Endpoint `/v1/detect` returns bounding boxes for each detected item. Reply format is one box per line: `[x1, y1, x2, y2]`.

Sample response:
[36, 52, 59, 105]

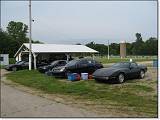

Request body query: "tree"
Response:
[135, 33, 143, 42]
[144, 37, 158, 55]
[75, 43, 81, 45]
[0, 29, 10, 54]
[0, 21, 42, 57]
[32, 40, 43, 44]
[7, 21, 29, 46]
[126, 43, 133, 55]
[110, 43, 119, 55]
[132, 33, 145, 55]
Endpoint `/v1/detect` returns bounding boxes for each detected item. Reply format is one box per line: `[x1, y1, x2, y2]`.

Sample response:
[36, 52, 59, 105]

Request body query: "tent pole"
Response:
[19, 52, 22, 61]
[33, 53, 37, 70]
[92, 53, 95, 60]
[29, 0, 32, 70]
[66, 54, 69, 63]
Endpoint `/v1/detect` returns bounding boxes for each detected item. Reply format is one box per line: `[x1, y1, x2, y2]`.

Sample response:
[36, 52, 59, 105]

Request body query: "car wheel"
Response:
[139, 70, 145, 79]
[12, 67, 17, 71]
[117, 73, 125, 83]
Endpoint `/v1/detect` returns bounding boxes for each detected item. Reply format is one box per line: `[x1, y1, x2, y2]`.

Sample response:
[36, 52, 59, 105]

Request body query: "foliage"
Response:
[7, 21, 29, 46]
[6, 70, 157, 117]
[0, 21, 42, 57]
[9, 58, 16, 64]
[0, 21, 157, 57]
[86, 33, 158, 56]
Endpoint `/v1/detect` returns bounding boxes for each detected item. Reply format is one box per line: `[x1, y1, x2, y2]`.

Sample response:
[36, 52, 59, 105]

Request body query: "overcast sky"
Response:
[1, 1, 157, 45]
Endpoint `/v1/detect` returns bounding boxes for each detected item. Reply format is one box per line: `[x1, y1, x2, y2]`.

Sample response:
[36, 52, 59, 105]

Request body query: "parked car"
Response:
[92, 62, 147, 83]
[5, 61, 48, 71]
[46, 58, 103, 77]
[38, 60, 67, 73]
[5, 61, 29, 71]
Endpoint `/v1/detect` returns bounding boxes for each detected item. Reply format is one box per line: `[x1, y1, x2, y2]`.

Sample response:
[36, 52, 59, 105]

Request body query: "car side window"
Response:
[59, 61, 66, 65]
[130, 63, 137, 68]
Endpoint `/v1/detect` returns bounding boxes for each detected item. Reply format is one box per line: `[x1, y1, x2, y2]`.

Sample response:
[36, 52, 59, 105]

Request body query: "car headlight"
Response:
[60, 68, 65, 72]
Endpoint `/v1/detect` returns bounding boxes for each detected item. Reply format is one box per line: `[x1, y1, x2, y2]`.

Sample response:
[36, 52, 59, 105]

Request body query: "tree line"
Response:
[0, 21, 158, 58]
[86, 33, 158, 56]
[0, 21, 42, 57]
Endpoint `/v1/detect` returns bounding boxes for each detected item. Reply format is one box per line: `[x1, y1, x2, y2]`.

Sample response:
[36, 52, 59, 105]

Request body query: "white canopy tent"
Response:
[14, 43, 98, 70]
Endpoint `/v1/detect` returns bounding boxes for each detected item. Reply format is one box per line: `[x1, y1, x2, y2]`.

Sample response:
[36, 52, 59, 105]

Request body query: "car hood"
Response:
[93, 67, 119, 77]
[6, 64, 16, 68]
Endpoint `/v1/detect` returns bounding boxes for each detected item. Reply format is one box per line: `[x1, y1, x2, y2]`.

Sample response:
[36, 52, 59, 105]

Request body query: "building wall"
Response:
[120, 43, 126, 58]
[0, 54, 9, 65]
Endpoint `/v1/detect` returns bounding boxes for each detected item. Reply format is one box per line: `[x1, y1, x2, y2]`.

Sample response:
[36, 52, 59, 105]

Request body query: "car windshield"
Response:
[66, 60, 79, 67]
[112, 62, 129, 68]
[51, 61, 58, 65]
[16, 61, 25, 65]
[15, 61, 22, 64]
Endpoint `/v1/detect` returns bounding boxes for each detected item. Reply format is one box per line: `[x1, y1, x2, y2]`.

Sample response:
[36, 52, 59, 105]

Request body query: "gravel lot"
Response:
[0, 63, 158, 117]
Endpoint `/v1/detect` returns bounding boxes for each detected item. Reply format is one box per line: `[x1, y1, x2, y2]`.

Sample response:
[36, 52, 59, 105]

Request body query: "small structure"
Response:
[120, 41, 126, 58]
[14, 43, 98, 69]
[0, 54, 9, 65]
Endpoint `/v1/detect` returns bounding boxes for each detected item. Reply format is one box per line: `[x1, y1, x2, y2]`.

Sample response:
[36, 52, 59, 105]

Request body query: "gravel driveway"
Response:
[0, 69, 99, 117]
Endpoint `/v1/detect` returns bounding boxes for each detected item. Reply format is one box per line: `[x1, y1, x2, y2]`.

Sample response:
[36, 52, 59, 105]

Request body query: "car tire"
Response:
[139, 70, 145, 79]
[117, 73, 125, 83]
[12, 67, 17, 72]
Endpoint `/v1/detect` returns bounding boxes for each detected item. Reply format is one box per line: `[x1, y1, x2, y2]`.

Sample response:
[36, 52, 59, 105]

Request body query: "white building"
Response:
[14, 43, 98, 69]
[0, 54, 9, 65]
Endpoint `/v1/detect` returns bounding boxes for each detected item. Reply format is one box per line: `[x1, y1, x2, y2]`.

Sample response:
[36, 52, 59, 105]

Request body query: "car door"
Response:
[21, 62, 29, 69]
[129, 62, 140, 78]
[87, 60, 96, 73]
[78, 60, 89, 73]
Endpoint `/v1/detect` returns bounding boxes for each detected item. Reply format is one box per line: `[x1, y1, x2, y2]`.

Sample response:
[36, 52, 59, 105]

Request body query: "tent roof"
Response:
[15, 43, 98, 57]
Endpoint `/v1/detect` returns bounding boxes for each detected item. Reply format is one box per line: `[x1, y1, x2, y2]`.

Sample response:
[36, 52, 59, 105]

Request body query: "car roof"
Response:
[54, 60, 67, 62]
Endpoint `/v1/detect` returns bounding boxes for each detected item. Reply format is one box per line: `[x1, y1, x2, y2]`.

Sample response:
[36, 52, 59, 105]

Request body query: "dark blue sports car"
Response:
[92, 62, 147, 83]
[46, 58, 103, 78]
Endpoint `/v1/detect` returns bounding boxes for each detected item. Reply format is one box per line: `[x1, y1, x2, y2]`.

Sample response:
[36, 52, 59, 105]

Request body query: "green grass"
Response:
[0, 65, 5, 69]
[96, 57, 154, 64]
[6, 70, 157, 117]
[9, 58, 16, 64]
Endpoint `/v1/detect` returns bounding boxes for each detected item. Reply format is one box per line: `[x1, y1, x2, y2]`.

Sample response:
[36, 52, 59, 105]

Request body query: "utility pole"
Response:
[108, 40, 110, 59]
[29, 0, 32, 70]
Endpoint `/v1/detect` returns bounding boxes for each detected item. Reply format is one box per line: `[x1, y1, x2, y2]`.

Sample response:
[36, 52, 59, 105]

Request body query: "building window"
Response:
[0, 57, 4, 61]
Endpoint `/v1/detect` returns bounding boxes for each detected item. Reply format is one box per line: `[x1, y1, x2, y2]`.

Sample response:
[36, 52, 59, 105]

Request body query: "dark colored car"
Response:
[92, 62, 147, 83]
[5, 61, 48, 71]
[5, 61, 29, 71]
[46, 58, 103, 77]
[38, 60, 67, 73]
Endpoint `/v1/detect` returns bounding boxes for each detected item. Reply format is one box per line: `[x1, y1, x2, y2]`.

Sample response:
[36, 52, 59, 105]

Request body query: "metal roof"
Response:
[15, 43, 98, 57]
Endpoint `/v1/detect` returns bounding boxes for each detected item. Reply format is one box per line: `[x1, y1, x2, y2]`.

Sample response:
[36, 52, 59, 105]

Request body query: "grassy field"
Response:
[96, 57, 155, 64]
[6, 69, 157, 117]
[8, 56, 156, 65]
